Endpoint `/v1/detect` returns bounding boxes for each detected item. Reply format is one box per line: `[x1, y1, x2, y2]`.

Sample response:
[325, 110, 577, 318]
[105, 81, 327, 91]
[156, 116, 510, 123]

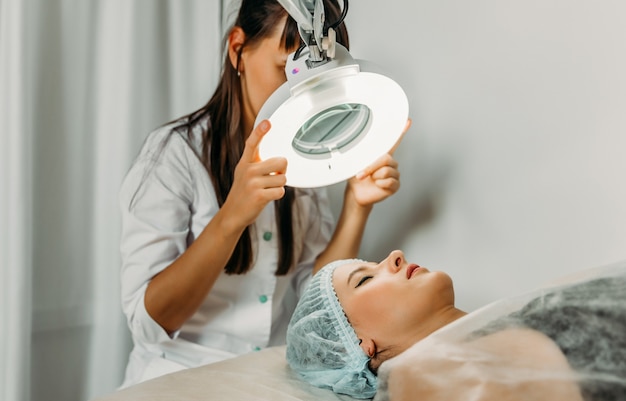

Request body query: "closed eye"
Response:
[356, 275, 373, 288]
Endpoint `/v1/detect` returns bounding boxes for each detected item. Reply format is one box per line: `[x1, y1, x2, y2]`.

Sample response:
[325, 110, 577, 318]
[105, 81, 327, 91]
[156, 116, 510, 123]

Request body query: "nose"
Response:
[384, 250, 405, 273]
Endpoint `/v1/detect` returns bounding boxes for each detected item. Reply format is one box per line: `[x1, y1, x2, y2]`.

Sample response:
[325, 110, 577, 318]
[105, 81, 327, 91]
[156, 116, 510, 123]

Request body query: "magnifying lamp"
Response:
[254, 0, 409, 188]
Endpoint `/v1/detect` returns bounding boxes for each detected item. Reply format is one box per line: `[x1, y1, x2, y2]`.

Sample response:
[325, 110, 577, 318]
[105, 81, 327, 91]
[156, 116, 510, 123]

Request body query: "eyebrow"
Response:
[347, 266, 368, 287]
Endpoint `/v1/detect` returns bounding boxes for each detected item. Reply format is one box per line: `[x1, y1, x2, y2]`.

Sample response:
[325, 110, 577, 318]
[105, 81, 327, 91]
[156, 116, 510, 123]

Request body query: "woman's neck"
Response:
[242, 112, 254, 140]
[414, 306, 468, 343]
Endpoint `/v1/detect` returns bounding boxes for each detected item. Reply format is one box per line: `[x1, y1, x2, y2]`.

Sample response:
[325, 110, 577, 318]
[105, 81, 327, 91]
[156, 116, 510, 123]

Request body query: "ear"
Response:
[359, 338, 376, 358]
[227, 26, 246, 73]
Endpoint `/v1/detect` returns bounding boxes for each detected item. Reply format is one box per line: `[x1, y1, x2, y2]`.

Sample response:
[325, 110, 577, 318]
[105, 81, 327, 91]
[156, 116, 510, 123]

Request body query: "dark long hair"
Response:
[173, 0, 349, 275]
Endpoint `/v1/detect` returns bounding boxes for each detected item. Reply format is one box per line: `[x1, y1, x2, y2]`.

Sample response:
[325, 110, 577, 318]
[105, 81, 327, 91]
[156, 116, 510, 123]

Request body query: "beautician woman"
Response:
[118, 0, 409, 388]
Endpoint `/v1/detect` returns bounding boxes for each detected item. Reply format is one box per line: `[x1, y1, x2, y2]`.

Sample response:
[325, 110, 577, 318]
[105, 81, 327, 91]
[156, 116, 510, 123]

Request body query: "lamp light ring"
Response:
[256, 68, 408, 188]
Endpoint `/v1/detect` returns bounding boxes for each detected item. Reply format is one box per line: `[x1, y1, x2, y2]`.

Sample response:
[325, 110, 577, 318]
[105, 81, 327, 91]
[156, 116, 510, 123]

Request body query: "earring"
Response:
[237, 70, 241, 77]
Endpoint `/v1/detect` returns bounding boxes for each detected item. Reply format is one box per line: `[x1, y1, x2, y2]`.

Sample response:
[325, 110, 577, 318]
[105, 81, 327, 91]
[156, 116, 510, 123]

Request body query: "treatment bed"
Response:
[92, 345, 357, 401]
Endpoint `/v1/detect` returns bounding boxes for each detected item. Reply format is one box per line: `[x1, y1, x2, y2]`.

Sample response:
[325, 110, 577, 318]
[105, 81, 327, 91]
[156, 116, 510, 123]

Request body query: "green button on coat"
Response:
[259, 294, 268, 303]
[263, 231, 272, 241]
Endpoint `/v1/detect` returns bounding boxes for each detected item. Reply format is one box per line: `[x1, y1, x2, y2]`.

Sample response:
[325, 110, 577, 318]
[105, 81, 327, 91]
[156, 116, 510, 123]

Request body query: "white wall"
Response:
[340, 0, 626, 311]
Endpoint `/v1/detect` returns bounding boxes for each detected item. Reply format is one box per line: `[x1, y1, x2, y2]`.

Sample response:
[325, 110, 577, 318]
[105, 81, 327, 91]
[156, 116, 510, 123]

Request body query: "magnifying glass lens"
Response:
[292, 103, 371, 156]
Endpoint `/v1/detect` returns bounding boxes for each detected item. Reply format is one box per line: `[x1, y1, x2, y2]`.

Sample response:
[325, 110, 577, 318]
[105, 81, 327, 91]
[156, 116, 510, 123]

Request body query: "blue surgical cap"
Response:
[286, 259, 378, 399]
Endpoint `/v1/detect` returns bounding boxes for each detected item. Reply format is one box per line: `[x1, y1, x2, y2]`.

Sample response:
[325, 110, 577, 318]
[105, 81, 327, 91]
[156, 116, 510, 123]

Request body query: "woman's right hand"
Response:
[223, 120, 287, 230]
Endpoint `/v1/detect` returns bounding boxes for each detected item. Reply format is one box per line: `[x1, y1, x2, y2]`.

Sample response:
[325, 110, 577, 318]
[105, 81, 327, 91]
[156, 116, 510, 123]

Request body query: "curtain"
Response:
[1, 2, 32, 400]
[0, 1, 224, 400]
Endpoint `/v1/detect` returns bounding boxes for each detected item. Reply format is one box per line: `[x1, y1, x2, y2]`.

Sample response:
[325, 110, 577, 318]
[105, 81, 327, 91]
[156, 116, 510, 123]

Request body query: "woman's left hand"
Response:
[347, 119, 411, 207]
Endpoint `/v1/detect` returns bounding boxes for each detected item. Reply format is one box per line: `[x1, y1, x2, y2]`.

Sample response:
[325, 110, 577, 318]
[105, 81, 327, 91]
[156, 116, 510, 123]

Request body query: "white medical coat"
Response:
[118, 119, 334, 387]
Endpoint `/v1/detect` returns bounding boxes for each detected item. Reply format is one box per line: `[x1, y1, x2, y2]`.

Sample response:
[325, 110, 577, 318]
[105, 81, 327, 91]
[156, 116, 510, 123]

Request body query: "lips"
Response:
[406, 264, 421, 279]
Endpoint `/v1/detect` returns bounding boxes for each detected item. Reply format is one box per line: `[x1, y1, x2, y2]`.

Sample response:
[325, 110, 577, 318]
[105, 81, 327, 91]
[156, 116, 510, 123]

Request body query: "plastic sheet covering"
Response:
[375, 260, 626, 401]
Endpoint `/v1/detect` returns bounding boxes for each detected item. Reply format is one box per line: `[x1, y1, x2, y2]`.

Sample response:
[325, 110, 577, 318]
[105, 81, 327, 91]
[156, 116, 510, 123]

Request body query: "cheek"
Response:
[359, 287, 429, 334]
[348, 287, 395, 327]
[267, 70, 286, 95]
[263, 79, 281, 100]
[254, 71, 286, 113]
[351, 298, 406, 345]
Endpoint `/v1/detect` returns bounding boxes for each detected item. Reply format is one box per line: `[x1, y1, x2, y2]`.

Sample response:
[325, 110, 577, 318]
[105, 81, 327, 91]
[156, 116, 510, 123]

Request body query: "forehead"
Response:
[332, 261, 376, 286]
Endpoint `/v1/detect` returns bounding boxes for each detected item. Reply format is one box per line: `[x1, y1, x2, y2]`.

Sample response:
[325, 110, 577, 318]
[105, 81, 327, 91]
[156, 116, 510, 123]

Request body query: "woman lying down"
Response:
[286, 250, 626, 400]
